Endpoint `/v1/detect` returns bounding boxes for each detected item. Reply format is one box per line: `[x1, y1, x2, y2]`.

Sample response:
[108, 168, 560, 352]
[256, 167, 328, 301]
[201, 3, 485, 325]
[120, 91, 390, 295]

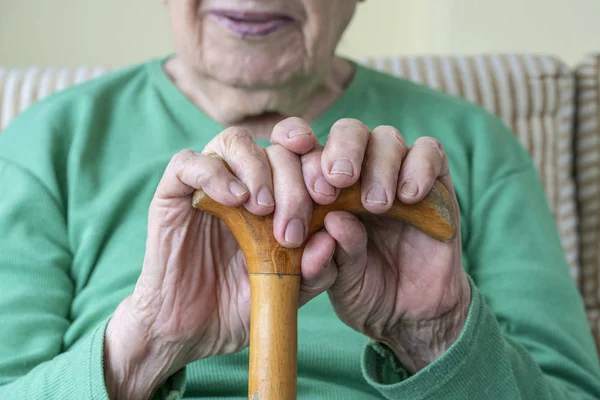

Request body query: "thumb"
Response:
[323, 211, 368, 293]
[299, 230, 338, 306]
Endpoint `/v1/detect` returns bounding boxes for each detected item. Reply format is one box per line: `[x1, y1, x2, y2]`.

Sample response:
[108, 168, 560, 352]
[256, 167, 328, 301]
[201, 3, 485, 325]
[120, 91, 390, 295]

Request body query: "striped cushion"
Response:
[0, 59, 581, 278]
[575, 55, 600, 348]
[0, 59, 587, 343]
[362, 55, 579, 282]
[0, 67, 110, 130]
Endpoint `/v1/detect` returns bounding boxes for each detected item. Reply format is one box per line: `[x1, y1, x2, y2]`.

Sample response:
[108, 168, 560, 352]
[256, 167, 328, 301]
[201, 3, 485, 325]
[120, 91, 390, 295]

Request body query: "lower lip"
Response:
[209, 13, 293, 37]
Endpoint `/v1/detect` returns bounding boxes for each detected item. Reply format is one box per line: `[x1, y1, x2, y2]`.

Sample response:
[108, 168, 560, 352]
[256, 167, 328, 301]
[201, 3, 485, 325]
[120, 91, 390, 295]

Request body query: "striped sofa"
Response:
[1, 54, 599, 354]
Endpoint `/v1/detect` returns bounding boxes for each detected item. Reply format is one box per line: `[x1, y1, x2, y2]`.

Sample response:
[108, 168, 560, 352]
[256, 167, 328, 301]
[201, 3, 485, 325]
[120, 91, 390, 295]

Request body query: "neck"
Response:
[163, 56, 355, 140]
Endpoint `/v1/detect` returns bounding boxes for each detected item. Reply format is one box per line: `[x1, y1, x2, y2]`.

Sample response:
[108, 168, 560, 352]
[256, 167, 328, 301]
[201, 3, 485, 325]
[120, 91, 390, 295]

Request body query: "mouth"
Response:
[208, 10, 295, 37]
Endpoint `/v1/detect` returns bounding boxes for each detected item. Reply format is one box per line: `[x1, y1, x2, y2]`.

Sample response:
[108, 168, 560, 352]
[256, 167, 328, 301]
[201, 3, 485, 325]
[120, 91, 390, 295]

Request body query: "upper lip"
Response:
[208, 9, 294, 21]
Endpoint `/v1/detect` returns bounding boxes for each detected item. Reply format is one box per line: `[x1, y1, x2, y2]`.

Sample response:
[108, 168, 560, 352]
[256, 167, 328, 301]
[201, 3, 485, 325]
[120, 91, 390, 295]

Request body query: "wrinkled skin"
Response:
[161, 0, 359, 127]
[103, 1, 470, 399]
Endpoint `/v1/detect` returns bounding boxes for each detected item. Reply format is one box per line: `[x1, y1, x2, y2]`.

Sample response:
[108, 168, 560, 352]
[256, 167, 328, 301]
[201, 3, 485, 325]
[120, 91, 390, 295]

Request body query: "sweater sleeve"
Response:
[0, 160, 186, 399]
[360, 164, 600, 399]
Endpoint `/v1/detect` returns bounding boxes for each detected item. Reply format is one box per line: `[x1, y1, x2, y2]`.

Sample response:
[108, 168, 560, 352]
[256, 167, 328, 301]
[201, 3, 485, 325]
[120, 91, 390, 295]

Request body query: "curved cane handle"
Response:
[191, 154, 458, 400]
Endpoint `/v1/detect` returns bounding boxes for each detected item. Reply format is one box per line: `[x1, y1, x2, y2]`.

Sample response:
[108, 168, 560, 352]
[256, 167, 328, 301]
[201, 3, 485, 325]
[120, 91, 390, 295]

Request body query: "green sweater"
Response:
[0, 57, 599, 400]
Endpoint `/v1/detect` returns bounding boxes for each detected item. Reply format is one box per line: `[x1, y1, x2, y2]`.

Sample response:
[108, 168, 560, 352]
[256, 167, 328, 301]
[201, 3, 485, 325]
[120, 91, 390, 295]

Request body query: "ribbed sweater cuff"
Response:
[75, 317, 187, 400]
[152, 368, 187, 400]
[361, 276, 500, 399]
[64, 317, 110, 399]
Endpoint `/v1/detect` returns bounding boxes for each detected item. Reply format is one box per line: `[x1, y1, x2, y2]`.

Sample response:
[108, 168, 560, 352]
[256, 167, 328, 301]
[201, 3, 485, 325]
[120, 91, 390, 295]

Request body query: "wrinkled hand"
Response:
[103, 119, 337, 400]
[278, 118, 471, 374]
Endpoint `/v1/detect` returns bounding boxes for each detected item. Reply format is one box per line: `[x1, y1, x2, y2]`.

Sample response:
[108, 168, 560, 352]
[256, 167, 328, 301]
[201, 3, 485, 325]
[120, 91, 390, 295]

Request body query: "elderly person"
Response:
[1, 0, 599, 399]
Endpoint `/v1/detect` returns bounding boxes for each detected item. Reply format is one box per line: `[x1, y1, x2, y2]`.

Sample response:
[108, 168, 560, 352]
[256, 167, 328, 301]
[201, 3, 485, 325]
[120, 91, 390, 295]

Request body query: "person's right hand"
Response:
[102, 118, 338, 400]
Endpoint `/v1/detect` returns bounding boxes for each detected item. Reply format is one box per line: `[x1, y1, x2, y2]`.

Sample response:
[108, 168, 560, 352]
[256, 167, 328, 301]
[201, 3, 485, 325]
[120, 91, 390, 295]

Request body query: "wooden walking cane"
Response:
[192, 154, 458, 400]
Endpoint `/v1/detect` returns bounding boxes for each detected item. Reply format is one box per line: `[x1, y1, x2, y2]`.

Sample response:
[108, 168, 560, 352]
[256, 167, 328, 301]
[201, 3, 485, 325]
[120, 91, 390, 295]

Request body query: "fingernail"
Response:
[229, 180, 248, 197]
[288, 128, 311, 138]
[366, 187, 388, 205]
[314, 176, 336, 196]
[284, 219, 305, 245]
[257, 187, 275, 207]
[401, 180, 418, 196]
[331, 159, 353, 176]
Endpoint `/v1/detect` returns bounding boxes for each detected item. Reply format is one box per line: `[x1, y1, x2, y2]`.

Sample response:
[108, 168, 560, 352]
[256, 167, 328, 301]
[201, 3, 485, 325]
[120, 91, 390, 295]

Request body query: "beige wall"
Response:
[1, 0, 599, 68]
[419, 0, 600, 66]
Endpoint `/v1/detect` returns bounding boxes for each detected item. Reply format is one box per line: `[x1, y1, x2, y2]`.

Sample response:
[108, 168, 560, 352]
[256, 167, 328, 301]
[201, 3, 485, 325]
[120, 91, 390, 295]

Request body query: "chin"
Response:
[198, 27, 318, 89]
[206, 58, 306, 89]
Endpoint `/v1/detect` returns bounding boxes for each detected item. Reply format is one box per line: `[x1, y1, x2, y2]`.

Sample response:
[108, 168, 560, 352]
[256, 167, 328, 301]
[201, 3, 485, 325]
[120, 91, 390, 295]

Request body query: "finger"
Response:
[323, 211, 368, 291]
[361, 126, 408, 214]
[299, 230, 338, 306]
[321, 119, 370, 188]
[203, 127, 275, 216]
[265, 144, 313, 248]
[270, 117, 318, 155]
[397, 137, 451, 204]
[154, 149, 249, 207]
[301, 147, 339, 205]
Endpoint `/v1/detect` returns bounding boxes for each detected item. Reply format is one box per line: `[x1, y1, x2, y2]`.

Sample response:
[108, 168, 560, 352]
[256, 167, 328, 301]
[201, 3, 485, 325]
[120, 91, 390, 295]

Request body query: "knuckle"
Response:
[279, 184, 310, 210]
[415, 136, 445, 158]
[373, 125, 400, 137]
[195, 164, 215, 188]
[171, 149, 196, 167]
[246, 142, 269, 164]
[331, 118, 369, 134]
[222, 126, 252, 139]
[287, 186, 310, 202]
[327, 142, 363, 163]
[219, 126, 265, 162]
[372, 125, 407, 151]
[265, 144, 290, 167]
[219, 126, 253, 149]
[327, 120, 370, 161]
[325, 134, 364, 158]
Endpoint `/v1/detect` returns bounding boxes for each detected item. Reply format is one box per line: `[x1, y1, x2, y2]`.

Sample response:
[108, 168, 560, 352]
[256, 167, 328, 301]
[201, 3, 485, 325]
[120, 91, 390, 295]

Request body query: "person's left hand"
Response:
[273, 118, 471, 374]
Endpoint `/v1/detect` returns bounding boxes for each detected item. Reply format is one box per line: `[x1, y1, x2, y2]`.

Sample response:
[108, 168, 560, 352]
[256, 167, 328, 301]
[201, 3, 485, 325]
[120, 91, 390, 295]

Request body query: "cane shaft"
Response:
[192, 153, 458, 400]
[192, 183, 303, 400]
[249, 274, 300, 400]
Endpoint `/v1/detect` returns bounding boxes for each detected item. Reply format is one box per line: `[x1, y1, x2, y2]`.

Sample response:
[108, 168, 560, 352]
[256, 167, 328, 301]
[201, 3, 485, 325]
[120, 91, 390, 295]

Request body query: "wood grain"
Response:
[191, 154, 458, 400]
[248, 274, 300, 400]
